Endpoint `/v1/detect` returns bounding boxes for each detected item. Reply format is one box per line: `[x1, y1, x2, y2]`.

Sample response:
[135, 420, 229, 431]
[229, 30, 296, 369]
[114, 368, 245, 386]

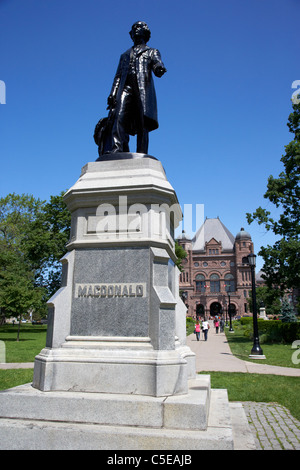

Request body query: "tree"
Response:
[0, 246, 45, 337]
[0, 192, 71, 324]
[27, 193, 71, 297]
[247, 285, 281, 317]
[246, 102, 300, 293]
[0, 193, 45, 323]
[280, 297, 297, 323]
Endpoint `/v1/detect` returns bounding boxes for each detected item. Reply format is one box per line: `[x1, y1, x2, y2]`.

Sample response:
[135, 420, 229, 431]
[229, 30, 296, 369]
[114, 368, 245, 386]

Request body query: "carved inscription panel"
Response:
[75, 283, 146, 298]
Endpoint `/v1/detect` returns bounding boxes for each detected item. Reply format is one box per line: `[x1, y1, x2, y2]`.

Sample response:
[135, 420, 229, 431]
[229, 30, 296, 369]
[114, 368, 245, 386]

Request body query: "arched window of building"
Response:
[224, 273, 235, 292]
[210, 274, 220, 293]
[195, 274, 206, 293]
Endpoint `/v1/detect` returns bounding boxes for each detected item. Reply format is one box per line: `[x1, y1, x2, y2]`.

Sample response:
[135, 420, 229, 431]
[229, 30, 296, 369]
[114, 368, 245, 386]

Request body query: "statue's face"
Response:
[131, 22, 148, 44]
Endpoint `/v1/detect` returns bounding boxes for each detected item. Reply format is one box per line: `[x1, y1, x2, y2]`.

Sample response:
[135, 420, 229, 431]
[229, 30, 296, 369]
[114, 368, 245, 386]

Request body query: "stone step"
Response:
[0, 413, 233, 450]
[0, 391, 233, 450]
[0, 375, 235, 450]
[0, 376, 210, 430]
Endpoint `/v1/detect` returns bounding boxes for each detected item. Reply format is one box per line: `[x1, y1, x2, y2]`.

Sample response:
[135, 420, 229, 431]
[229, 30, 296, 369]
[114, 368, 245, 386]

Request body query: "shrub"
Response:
[186, 316, 195, 335]
[240, 317, 253, 326]
[236, 318, 300, 344]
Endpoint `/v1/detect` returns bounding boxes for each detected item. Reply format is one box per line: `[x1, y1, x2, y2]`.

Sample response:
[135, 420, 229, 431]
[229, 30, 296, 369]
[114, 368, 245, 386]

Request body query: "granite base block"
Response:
[33, 343, 189, 396]
[0, 376, 234, 450]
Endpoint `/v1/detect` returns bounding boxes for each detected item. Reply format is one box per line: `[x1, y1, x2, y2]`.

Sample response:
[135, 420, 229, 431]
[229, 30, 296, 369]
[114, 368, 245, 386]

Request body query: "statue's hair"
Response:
[129, 21, 151, 43]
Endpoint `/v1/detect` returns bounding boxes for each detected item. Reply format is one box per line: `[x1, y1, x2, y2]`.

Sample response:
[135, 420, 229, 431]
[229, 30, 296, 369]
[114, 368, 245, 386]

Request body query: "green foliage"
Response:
[175, 241, 187, 272]
[280, 297, 297, 323]
[0, 192, 71, 321]
[32, 193, 71, 297]
[247, 285, 281, 316]
[237, 318, 300, 343]
[246, 102, 300, 292]
[186, 316, 195, 335]
[0, 251, 44, 317]
[239, 317, 254, 326]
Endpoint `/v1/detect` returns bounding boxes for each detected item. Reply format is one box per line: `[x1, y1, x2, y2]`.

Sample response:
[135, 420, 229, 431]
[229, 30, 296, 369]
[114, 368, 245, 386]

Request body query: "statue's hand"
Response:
[154, 65, 167, 78]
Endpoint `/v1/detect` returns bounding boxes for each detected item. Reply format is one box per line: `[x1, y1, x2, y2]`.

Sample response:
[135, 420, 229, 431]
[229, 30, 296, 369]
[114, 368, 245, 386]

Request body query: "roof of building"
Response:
[192, 217, 235, 252]
[235, 227, 252, 240]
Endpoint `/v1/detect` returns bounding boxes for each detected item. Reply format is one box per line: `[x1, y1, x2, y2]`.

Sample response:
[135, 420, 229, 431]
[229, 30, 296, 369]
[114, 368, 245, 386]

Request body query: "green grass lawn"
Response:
[0, 324, 45, 393]
[0, 369, 34, 391]
[225, 322, 300, 368]
[0, 324, 47, 362]
[203, 372, 300, 422]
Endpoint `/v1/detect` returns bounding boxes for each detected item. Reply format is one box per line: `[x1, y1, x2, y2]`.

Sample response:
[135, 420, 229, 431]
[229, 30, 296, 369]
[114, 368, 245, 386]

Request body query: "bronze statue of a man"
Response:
[107, 21, 166, 154]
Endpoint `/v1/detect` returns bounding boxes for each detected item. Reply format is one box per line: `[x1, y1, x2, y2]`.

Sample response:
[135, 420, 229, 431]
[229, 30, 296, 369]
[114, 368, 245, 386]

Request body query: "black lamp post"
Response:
[247, 253, 264, 357]
[227, 290, 234, 332]
[224, 300, 228, 327]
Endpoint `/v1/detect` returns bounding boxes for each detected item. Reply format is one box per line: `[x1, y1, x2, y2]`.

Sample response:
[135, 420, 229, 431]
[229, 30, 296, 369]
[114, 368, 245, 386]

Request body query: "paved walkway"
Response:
[0, 363, 34, 369]
[243, 402, 300, 450]
[186, 323, 300, 376]
[187, 323, 300, 450]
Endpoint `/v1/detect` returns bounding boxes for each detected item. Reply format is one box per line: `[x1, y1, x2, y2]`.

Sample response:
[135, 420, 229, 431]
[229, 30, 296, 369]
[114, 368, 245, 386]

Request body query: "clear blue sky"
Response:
[1, 0, 299, 271]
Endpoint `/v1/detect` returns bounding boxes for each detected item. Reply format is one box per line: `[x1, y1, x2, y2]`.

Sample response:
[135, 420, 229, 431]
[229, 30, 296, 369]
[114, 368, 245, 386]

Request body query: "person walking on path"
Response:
[202, 318, 209, 341]
[215, 318, 219, 334]
[194, 321, 201, 341]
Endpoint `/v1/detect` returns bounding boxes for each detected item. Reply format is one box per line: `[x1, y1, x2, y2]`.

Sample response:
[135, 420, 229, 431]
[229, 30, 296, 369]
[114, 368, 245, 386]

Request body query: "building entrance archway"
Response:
[196, 304, 205, 319]
[210, 302, 222, 317]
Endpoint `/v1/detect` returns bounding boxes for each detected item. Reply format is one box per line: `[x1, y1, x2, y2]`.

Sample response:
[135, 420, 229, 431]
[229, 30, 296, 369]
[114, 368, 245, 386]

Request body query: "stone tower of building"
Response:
[177, 218, 254, 318]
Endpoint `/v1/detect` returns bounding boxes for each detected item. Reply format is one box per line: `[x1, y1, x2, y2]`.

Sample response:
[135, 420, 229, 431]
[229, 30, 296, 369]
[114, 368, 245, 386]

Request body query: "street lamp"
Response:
[224, 299, 228, 327]
[224, 283, 234, 332]
[227, 291, 234, 332]
[247, 253, 265, 358]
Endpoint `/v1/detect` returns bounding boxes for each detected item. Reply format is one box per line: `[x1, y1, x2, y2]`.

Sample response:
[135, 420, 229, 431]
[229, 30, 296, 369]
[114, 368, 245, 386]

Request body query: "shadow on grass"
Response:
[0, 327, 46, 334]
[226, 335, 250, 344]
[0, 338, 32, 342]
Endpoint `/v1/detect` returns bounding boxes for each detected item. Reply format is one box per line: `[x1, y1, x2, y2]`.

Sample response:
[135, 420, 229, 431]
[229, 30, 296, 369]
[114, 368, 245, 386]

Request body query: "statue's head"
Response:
[129, 21, 151, 44]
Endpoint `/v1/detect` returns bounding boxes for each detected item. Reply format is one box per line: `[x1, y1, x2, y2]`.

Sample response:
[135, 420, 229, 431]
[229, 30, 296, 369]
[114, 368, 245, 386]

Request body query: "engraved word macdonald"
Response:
[75, 283, 146, 298]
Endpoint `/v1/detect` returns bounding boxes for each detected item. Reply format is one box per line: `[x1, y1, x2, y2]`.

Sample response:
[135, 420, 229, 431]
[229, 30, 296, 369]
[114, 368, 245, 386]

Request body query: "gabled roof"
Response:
[192, 217, 235, 252]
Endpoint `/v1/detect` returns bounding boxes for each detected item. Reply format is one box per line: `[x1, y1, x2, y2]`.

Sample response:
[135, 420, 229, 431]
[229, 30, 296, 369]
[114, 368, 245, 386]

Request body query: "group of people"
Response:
[194, 319, 210, 341]
[194, 316, 225, 341]
[213, 316, 225, 334]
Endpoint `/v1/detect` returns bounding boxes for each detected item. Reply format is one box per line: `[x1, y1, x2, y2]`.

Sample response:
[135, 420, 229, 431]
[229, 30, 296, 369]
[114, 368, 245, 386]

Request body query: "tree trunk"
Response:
[17, 316, 21, 342]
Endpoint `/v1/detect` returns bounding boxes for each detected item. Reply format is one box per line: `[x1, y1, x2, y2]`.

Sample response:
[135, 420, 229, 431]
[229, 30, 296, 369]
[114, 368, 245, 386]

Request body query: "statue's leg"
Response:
[136, 129, 149, 154]
[111, 87, 131, 153]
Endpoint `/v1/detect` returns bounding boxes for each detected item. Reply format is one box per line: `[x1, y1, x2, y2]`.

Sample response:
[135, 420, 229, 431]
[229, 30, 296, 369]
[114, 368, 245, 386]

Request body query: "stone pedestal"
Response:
[259, 307, 268, 320]
[0, 155, 235, 449]
[33, 156, 195, 396]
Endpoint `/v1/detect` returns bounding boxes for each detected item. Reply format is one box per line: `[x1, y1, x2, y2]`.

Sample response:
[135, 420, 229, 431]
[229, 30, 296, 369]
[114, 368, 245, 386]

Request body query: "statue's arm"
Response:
[107, 58, 122, 108]
[151, 49, 167, 78]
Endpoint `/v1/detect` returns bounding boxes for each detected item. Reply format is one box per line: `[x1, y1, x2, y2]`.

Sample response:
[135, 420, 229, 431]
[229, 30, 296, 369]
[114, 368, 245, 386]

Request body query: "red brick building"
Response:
[177, 217, 254, 319]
